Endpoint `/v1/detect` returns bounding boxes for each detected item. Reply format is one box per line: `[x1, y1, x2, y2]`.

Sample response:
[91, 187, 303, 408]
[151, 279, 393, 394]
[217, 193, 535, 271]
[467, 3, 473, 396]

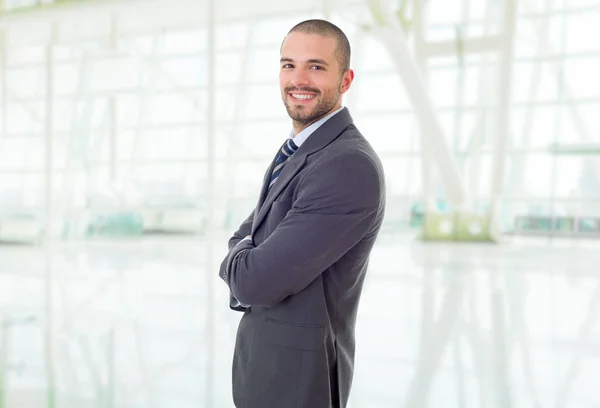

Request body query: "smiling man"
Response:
[219, 19, 386, 408]
[279, 23, 353, 135]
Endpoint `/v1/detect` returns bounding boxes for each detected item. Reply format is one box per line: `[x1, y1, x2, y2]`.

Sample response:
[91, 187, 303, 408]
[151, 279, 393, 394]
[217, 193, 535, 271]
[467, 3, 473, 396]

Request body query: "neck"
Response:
[292, 120, 314, 136]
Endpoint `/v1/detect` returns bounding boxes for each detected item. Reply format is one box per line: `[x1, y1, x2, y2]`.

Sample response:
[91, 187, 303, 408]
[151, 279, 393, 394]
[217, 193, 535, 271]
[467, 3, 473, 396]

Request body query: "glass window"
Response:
[563, 57, 600, 99]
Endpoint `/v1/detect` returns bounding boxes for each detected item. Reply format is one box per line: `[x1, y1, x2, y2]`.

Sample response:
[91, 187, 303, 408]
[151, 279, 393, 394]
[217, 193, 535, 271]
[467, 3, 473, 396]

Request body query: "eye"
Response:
[311, 65, 324, 70]
[282, 63, 293, 69]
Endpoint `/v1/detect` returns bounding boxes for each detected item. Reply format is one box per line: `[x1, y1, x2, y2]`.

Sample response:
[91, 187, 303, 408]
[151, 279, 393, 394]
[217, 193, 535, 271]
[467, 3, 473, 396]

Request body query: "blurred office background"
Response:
[0, 0, 599, 406]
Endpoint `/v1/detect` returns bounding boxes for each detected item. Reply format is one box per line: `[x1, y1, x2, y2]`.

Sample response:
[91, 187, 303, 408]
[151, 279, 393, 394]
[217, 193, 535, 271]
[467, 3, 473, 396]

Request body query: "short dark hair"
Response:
[285, 19, 351, 73]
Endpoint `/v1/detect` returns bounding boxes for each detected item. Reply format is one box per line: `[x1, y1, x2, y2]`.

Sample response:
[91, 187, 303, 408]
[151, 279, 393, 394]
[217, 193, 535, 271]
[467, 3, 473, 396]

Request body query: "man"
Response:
[219, 19, 386, 408]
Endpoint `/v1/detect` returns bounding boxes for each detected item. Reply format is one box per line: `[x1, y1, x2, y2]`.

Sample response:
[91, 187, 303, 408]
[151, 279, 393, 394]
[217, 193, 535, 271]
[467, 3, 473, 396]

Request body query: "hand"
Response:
[237, 235, 253, 246]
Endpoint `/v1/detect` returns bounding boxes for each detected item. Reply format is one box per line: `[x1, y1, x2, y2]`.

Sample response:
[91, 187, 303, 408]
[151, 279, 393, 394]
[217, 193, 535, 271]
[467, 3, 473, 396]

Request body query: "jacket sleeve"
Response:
[222, 152, 383, 307]
[219, 209, 255, 311]
[228, 209, 255, 250]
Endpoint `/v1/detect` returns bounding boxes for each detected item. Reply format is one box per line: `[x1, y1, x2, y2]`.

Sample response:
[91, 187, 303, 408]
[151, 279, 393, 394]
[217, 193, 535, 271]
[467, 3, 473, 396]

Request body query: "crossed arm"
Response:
[220, 210, 254, 310]
[227, 210, 254, 250]
[219, 152, 382, 308]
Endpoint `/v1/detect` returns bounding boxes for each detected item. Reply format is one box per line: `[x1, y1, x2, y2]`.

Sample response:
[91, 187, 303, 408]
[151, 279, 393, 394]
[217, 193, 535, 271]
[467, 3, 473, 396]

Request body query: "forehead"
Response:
[280, 32, 338, 62]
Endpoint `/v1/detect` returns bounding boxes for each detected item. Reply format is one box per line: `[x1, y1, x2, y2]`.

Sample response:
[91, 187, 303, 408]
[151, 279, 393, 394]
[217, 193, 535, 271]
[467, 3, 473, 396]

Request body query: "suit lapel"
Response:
[251, 107, 354, 235]
[252, 155, 306, 234]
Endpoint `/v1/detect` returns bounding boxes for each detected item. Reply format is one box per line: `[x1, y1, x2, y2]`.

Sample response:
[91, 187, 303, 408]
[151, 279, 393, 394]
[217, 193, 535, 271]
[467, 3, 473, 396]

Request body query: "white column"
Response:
[44, 24, 57, 240]
[367, 0, 467, 207]
[109, 98, 117, 182]
[489, 0, 517, 226]
[205, 1, 217, 407]
[44, 24, 58, 408]
[109, 13, 118, 183]
[412, 0, 436, 212]
[467, 0, 496, 204]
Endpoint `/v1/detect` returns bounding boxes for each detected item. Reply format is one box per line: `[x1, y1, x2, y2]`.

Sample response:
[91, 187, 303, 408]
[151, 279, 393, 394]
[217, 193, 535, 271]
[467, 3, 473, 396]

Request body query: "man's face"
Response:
[279, 32, 353, 132]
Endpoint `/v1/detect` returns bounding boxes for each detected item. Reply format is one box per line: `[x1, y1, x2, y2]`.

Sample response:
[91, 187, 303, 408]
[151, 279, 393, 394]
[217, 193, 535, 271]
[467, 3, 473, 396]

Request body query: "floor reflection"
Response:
[0, 233, 599, 407]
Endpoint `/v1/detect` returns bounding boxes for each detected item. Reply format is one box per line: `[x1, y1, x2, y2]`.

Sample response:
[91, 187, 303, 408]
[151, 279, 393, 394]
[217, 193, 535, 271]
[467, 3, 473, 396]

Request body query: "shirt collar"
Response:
[290, 106, 344, 148]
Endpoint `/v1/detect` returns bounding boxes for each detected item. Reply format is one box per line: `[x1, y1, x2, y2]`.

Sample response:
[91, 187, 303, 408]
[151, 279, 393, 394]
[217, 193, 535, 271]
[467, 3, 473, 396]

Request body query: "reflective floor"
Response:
[0, 231, 599, 407]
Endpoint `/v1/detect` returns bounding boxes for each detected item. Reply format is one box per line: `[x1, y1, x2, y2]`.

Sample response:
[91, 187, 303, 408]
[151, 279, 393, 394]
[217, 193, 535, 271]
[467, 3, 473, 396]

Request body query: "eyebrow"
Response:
[280, 57, 329, 66]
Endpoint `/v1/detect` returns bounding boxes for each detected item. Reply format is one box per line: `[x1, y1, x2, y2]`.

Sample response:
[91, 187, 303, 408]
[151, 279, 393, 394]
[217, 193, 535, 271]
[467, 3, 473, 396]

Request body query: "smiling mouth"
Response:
[289, 93, 316, 102]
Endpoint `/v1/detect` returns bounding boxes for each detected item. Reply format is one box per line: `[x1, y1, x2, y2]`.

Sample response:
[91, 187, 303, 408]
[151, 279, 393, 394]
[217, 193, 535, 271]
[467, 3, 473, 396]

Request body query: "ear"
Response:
[339, 69, 354, 95]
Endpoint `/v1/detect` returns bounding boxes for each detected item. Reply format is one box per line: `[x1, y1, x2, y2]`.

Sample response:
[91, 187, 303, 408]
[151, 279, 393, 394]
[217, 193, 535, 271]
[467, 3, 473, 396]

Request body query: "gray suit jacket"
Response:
[219, 108, 386, 408]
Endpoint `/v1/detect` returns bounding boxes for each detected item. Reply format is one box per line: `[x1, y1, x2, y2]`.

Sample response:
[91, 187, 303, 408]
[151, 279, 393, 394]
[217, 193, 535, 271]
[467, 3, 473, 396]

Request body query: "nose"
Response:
[291, 71, 310, 88]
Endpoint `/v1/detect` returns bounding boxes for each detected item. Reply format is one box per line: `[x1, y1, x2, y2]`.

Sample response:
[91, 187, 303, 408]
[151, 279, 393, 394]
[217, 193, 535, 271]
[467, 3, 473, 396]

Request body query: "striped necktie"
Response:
[269, 138, 298, 190]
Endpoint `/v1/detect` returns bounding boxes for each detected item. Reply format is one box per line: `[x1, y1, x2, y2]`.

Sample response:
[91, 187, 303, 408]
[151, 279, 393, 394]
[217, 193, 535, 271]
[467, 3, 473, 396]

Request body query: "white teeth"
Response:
[292, 94, 315, 100]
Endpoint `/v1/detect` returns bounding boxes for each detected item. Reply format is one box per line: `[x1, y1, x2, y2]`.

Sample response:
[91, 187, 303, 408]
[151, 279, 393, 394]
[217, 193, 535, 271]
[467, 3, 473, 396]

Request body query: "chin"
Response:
[286, 106, 309, 118]
[290, 110, 315, 121]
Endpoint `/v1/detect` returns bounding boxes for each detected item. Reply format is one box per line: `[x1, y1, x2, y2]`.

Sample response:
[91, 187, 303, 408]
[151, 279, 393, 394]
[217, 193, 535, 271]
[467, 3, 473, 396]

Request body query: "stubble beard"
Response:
[283, 86, 340, 128]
